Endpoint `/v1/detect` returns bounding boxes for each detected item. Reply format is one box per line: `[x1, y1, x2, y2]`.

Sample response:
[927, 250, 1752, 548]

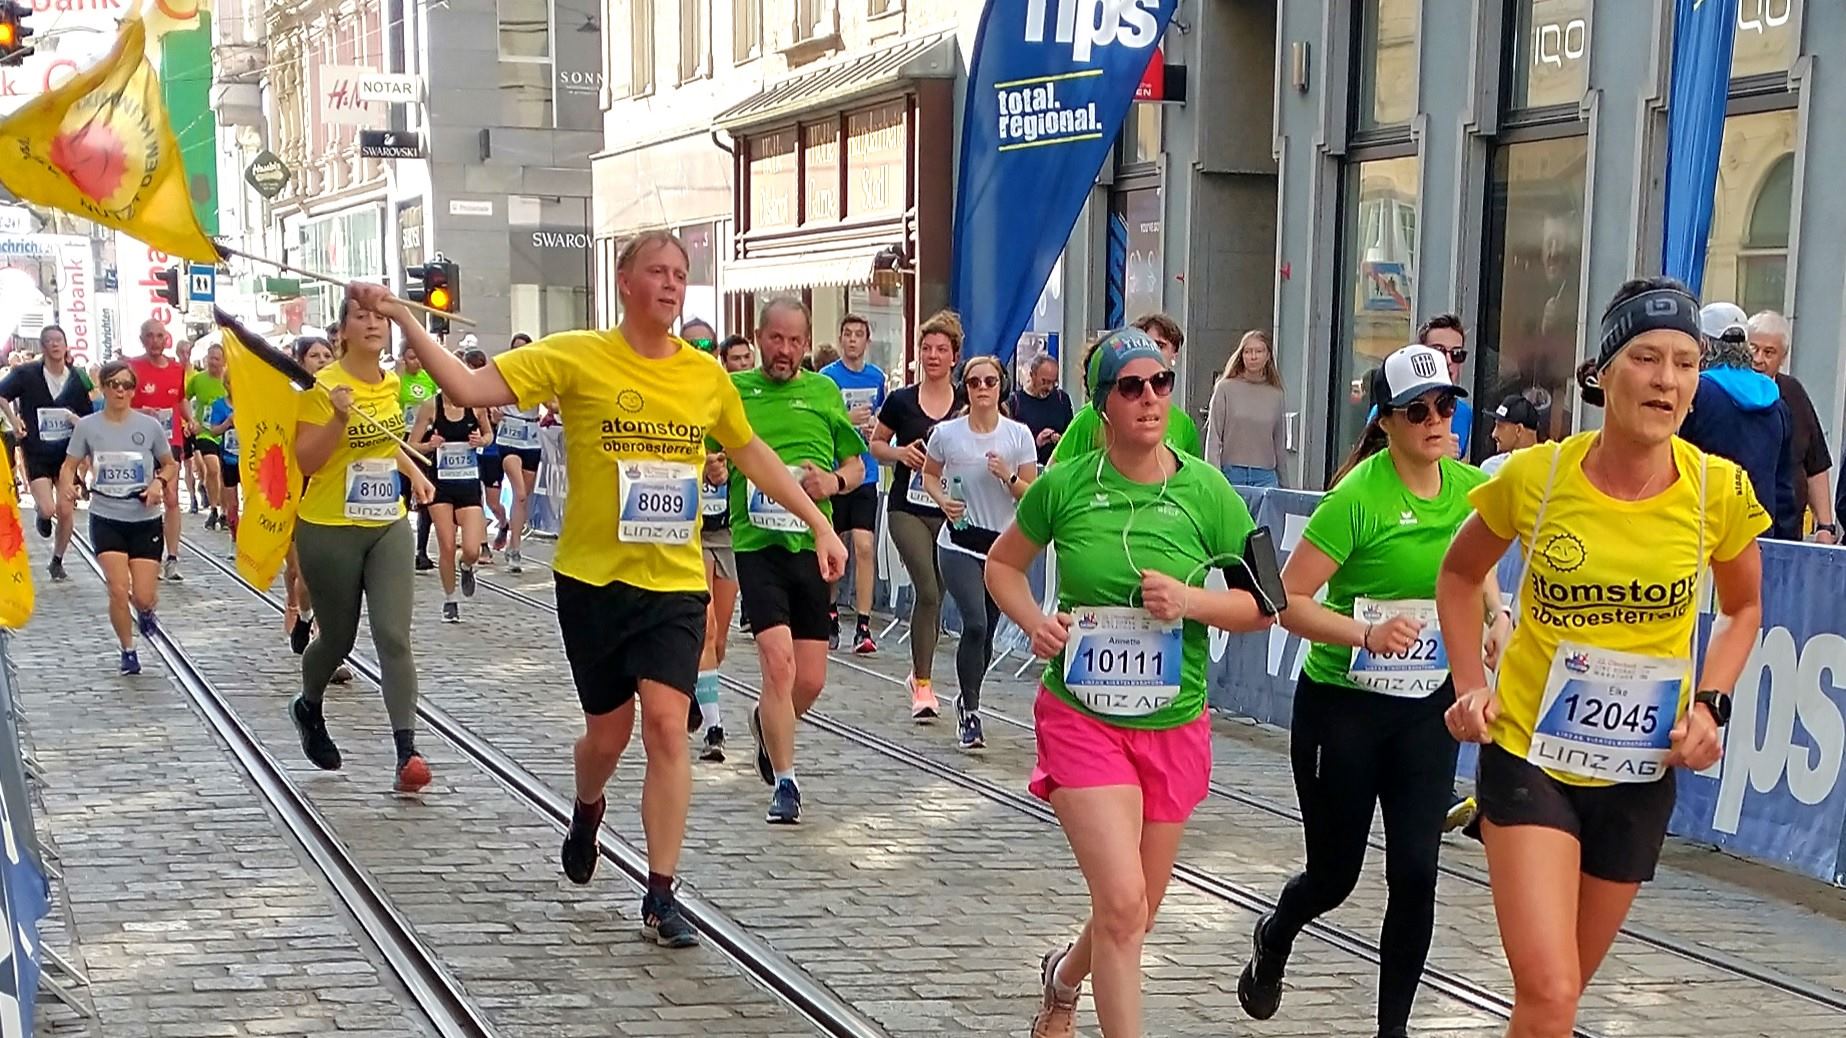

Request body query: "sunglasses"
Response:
[1432, 347, 1468, 364]
[1396, 393, 1459, 425]
[1113, 370, 1176, 400]
[688, 337, 714, 350]
[965, 375, 1002, 390]
[105, 379, 137, 391]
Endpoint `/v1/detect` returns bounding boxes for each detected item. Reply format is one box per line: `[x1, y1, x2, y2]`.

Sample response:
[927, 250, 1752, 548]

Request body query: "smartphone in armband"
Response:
[1225, 526, 1288, 617]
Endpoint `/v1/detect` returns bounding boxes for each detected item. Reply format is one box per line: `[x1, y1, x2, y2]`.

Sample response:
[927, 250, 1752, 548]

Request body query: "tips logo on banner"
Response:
[952, 0, 1175, 364]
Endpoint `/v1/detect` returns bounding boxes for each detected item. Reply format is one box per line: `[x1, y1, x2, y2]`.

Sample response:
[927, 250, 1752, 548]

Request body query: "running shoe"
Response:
[700, 726, 725, 763]
[395, 754, 432, 794]
[290, 617, 313, 655]
[853, 626, 875, 654]
[331, 665, 354, 685]
[478, 545, 494, 567]
[118, 649, 140, 676]
[1030, 944, 1079, 1038]
[560, 795, 605, 884]
[827, 608, 840, 651]
[957, 709, 985, 752]
[493, 526, 510, 552]
[908, 675, 939, 721]
[289, 696, 342, 770]
[206, 509, 220, 530]
[766, 778, 801, 824]
[189, 498, 200, 514]
[442, 601, 460, 624]
[47, 557, 65, 582]
[507, 549, 524, 574]
[1444, 796, 1478, 834]
[34, 514, 50, 538]
[135, 607, 158, 639]
[641, 888, 699, 948]
[460, 565, 477, 598]
[161, 557, 182, 582]
[415, 554, 434, 573]
[1237, 912, 1288, 1020]
[747, 706, 773, 786]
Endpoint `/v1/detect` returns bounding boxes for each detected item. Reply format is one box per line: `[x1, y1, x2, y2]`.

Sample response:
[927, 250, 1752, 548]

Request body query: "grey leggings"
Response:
[937, 544, 1001, 712]
[295, 519, 419, 729]
[887, 510, 944, 679]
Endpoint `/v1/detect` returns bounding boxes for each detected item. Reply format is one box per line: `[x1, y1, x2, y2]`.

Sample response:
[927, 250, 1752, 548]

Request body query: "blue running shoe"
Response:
[135, 608, 158, 639]
[766, 778, 801, 825]
[119, 650, 140, 676]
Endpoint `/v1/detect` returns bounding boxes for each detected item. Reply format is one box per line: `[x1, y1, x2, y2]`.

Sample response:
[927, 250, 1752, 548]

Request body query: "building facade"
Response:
[1274, 0, 1835, 487]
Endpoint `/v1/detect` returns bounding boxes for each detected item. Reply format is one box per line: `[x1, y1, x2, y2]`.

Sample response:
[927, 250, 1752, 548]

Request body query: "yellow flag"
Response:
[219, 315, 303, 589]
[0, 10, 218, 263]
[0, 448, 35, 629]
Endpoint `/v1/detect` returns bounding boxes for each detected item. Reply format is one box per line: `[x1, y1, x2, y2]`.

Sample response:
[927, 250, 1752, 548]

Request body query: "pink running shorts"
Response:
[1027, 687, 1212, 824]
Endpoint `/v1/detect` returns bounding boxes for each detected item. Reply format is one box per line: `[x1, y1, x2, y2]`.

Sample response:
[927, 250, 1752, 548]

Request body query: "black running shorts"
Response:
[1474, 742, 1677, 884]
[90, 514, 163, 561]
[830, 482, 879, 534]
[735, 546, 831, 641]
[221, 459, 241, 489]
[24, 451, 63, 484]
[431, 477, 483, 511]
[193, 438, 222, 460]
[554, 573, 707, 715]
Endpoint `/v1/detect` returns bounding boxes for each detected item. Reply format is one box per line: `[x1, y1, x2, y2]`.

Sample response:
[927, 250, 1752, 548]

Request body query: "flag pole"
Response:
[216, 245, 479, 329]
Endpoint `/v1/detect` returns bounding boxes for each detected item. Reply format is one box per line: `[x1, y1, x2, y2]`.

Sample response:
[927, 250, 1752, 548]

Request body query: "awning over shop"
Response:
[713, 31, 957, 131]
[724, 247, 886, 294]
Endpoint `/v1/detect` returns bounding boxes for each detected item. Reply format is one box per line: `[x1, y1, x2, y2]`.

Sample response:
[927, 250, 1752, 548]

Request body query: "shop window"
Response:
[1121, 104, 1161, 167]
[794, 0, 832, 43]
[1332, 154, 1419, 457]
[1703, 109, 1797, 317]
[870, 0, 901, 15]
[1481, 135, 1587, 447]
[500, 61, 554, 127]
[1508, 0, 1590, 112]
[734, 0, 762, 62]
[498, 0, 550, 60]
[1731, 0, 1800, 81]
[1355, 0, 1418, 131]
[679, 0, 707, 82]
[678, 223, 721, 335]
[633, 0, 656, 94]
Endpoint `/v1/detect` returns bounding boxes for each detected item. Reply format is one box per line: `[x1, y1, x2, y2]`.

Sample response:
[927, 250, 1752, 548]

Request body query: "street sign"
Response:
[187, 264, 215, 303]
[356, 73, 423, 104]
[359, 129, 423, 159]
[244, 150, 291, 199]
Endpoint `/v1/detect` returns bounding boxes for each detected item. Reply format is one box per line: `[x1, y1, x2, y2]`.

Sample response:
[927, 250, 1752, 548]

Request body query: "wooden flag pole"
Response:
[216, 245, 478, 329]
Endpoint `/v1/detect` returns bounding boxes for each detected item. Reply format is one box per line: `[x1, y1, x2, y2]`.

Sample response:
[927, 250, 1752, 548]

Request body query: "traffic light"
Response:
[405, 258, 458, 336]
[0, 2, 34, 67]
[153, 266, 181, 308]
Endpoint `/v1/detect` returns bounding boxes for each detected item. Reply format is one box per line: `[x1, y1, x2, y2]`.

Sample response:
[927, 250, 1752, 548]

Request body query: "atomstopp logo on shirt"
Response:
[599, 416, 707, 459]
[1527, 570, 1700, 629]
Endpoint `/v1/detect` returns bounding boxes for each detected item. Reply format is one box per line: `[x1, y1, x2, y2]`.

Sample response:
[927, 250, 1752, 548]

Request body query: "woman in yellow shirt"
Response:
[1436, 276, 1765, 1038]
[289, 296, 437, 793]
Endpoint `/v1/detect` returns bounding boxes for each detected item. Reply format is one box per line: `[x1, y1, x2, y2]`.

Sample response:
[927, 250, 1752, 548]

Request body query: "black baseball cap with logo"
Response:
[1492, 395, 1542, 432]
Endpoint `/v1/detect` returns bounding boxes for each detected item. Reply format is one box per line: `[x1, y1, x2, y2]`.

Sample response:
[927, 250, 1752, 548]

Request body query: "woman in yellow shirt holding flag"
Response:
[288, 296, 437, 794]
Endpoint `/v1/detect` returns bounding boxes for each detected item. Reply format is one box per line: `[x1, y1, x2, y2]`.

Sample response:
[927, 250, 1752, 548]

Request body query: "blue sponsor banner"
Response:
[1661, 0, 1738, 294]
[952, 0, 1176, 364]
[1210, 485, 1846, 885]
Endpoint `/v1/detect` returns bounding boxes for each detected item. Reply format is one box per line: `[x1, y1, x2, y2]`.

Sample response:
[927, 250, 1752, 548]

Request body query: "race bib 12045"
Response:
[618, 461, 698, 543]
[1062, 606, 1184, 718]
[1347, 598, 1448, 697]
[1528, 642, 1685, 784]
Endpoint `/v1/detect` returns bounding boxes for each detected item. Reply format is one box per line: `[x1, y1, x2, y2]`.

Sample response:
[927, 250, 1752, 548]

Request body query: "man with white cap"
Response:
[1678, 302, 1798, 539]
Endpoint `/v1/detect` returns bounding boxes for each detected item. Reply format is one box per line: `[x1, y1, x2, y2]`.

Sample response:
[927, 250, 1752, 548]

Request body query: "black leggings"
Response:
[936, 544, 1000, 712]
[1266, 674, 1458, 1034]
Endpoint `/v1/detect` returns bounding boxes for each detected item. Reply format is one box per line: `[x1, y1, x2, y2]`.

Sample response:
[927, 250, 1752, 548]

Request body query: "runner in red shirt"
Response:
[128, 320, 188, 581]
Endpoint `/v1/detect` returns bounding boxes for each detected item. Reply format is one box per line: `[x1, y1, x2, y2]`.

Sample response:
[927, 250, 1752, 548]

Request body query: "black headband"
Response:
[1594, 288, 1701, 372]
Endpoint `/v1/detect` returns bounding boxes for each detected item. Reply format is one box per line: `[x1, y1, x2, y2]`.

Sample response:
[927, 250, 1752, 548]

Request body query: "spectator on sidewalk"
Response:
[1749, 310, 1837, 544]
[1479, 395, 1541, 476]
[1204, 329, 1289, 487]
[1678, 302, 1799, 539]
[1009, 352, 1073, 465]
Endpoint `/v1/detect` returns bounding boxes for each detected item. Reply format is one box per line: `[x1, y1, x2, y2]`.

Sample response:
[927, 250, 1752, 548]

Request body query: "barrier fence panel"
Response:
[0, 635, 51, 1031]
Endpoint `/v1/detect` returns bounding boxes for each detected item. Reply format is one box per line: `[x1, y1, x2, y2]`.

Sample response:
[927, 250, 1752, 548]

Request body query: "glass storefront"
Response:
[1731, 0, 1800, 80]
[511, 225, 592, 340]
[1334, 154, 1419, 454]
[299, 204, 384, 328]
[1703, 109, 1796, 319]
[812, 280, 906, 387]
[1481, 135, 1587, 449]
[1509, 0, 1591, 111]
[1356, 0, 1419, 131]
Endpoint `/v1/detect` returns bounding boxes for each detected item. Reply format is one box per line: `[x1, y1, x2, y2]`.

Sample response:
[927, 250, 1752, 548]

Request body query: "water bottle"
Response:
[949, 476, 969, 530]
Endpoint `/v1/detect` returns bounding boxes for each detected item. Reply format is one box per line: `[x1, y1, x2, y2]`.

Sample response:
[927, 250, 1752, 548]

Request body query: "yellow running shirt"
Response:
[495, 329, 754, 592]
[1469, 433, 1767, 786]
[298, 363, 407, 527]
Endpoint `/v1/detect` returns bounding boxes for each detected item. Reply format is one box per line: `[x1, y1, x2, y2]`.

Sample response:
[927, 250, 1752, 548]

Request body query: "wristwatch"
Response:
[1815, 522, 1840, 539]
[834, 472, 847, 495]
[1693, 689, 1732, 727]
[1008, 473, 1020, 486]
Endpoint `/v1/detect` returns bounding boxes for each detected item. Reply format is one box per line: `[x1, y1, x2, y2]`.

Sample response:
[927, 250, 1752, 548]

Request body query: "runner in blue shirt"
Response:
[819, 313, 887, 653]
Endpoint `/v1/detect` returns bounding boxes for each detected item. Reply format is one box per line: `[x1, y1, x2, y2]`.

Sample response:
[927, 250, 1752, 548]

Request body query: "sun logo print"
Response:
[258, 443, 292, 511]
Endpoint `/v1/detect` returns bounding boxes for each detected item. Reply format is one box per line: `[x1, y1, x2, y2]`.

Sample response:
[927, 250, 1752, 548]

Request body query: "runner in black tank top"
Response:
[409, 392, 494, 621]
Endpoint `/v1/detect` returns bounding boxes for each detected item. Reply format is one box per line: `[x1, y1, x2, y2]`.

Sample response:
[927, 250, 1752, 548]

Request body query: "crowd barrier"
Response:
[0, 635, 59, 1030]
[1215, 486, 1846, 887]
[527, 442, 1845, 884]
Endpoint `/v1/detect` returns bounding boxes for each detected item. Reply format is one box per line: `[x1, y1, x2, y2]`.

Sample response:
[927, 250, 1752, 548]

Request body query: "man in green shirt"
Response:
[1049, 313, 1203, 465]
[185, 344, 230, 530]
[724, 297, 865, 825]
[397, 347, 439, 567]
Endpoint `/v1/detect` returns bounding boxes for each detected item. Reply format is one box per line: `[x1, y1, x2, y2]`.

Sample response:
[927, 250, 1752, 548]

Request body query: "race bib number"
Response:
[343, 458, 400, 520]
[35, 408, 73, 442]
[498, 415, 539, 448]
[1062, 606, 1184, 717]
[906, 470, 943, 509]
[94, 451, 148, 495]
[403, 405, 419, 429]
[701, 481, 728, 517]
[746, 466, 807, 532]
[1347, 598, 1448, 697]
[841, 387, 878, 427]
[1528, 642, 1685, 783]
[222, 427, 241, 457]
[435, 443, 479, 481]
[151, 407, 173, 431]
[618, 461, 698, 543]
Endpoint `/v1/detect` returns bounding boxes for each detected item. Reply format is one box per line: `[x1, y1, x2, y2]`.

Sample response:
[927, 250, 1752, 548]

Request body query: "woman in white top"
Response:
[495, 333, 546, 573]
[1204, 330, 1288, 488]
[922, 354, 1038, 752]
